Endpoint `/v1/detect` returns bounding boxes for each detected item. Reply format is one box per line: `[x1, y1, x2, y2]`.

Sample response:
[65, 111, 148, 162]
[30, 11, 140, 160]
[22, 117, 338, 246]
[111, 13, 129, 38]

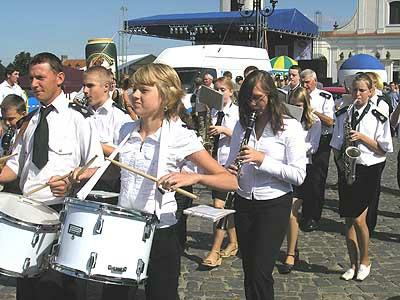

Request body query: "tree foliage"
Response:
[12, 52, 32, 76]
[0, 61, 5, 80]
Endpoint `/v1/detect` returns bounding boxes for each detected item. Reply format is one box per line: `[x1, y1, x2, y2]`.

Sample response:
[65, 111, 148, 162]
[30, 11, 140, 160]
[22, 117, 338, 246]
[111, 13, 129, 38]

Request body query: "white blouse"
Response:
[211, 101, 239, 165]
[330, 101, 393, 166]
[117, 120, 204, 227]
[301, 117, 322, 164]
[226, 117, 307, 201]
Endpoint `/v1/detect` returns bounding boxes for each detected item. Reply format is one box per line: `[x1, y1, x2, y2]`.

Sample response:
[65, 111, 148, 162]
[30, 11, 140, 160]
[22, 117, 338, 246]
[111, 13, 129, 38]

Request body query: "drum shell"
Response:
[0, 213, 59, 277]
[51, 199, 156, 285]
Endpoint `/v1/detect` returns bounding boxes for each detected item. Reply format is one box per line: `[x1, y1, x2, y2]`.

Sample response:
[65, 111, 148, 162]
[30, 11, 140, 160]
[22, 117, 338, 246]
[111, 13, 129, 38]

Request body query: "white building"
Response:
[315, 0, 400, 83]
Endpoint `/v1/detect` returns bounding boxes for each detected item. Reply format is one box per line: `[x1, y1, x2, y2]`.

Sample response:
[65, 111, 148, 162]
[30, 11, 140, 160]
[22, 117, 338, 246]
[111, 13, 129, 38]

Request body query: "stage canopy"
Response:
[124, 9, 318, 42]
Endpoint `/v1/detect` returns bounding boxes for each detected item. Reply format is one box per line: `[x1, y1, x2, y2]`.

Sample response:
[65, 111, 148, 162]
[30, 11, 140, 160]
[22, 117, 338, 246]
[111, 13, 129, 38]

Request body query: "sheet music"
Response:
[183, 205, 235, 222]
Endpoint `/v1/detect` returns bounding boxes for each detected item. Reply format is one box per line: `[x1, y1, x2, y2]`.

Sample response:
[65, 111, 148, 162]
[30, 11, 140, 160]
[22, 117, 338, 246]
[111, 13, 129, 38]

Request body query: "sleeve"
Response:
[77, 117, 104, 168]
[322, 96, 335, 119]
[375, 118, 393, 153]
[174, 126, 204, 162]
[305, 118, 321, 155]
[224, 121, 243, 168]
[112, 111, 133, 146]
[258, 121, 307, 186]
[330, 114, 345, 151]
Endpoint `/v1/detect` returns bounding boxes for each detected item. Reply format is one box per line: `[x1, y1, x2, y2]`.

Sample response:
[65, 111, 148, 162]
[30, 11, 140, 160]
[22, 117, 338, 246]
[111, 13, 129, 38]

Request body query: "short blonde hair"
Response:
[130, 63, 185, 119]
[365, 71, 383, 90]
[215, 76, 234, 91]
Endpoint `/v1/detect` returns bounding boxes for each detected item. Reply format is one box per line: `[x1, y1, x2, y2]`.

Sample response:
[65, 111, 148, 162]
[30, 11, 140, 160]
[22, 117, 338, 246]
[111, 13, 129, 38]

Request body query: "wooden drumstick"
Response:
[105, 157, 199, 200]
[25, 155, 98, 197]
[0, 153, 17, 163]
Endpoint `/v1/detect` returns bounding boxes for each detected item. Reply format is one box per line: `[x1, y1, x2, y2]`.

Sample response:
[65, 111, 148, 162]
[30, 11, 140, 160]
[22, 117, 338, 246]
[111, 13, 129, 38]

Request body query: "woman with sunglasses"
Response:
[226, 70, 307, 299]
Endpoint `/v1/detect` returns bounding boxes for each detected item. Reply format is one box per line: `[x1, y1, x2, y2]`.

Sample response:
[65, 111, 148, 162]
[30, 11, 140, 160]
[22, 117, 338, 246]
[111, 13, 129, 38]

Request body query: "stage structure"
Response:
[123, 9, 318, 60]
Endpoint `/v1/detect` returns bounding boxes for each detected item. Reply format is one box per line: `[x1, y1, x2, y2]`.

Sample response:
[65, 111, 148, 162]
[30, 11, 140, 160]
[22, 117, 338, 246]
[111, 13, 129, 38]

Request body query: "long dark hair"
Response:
[238, 70, 289, 134]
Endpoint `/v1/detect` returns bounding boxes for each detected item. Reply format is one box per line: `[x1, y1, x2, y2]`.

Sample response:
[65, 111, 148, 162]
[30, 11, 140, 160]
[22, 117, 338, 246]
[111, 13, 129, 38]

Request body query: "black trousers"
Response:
[234, 193, 292, 300]
[397, 149, 400, 190]
[366, 160, 386, 234]
[302, 134, 331, 222]
[103, 224, 181, 300]
[174, 185, 194, 250]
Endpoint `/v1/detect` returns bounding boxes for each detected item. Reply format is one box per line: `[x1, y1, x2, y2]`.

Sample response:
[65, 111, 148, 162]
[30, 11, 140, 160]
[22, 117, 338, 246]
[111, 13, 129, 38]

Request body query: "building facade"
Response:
[315, 0, 400, 83]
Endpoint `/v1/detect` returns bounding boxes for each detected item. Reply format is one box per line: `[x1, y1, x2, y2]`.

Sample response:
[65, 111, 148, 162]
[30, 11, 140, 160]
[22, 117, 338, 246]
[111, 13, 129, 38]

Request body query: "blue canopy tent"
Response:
[124, 9, 318, 42]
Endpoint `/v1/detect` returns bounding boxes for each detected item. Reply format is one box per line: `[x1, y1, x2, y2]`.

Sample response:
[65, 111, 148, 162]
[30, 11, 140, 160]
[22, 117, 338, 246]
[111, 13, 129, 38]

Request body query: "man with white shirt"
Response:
[0, 52, 104, 300]
[282, 65, 302, 104]
[300, 69, 334, 232]
[83, 66, 132, 196]
[0, 66, 27, 108]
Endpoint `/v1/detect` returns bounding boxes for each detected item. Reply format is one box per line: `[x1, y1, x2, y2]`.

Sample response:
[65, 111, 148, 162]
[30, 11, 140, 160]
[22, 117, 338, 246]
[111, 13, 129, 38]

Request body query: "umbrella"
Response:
[270, 56, 298, 75]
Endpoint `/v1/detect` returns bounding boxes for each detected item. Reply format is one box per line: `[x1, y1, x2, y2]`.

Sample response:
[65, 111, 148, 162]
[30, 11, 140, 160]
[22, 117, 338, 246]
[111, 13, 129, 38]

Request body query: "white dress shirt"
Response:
[88, 98, 132, 147]
[370, 94, 390, 117]
[211, 101, 239, 165]
[309, 88, 335, 135]
[330, 101, 393, 166]
[118, 120, 204, 227]
[6, 93, 104, 204]
[301, 117, 322, 164]
[226, 117, 307, 201]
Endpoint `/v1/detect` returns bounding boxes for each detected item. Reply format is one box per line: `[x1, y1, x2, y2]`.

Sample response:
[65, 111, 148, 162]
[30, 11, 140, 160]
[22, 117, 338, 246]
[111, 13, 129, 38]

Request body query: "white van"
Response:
[154, 44, 272, 92]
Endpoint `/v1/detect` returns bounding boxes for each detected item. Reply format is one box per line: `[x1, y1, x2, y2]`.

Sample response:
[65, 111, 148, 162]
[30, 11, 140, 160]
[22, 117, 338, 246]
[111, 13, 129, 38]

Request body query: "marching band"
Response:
[0, 51, 397, 300]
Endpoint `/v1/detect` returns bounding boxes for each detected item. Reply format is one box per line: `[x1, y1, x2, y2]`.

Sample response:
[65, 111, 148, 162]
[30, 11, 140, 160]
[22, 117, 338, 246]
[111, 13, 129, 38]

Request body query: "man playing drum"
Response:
[0, 52, 104, 300]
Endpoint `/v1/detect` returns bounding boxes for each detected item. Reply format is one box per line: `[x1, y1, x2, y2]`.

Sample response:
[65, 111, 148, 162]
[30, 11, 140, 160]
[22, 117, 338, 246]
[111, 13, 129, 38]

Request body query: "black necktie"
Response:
[32, 105, 54, 169]
[351, 110, 359, 130]
[212, 111, 225, 158]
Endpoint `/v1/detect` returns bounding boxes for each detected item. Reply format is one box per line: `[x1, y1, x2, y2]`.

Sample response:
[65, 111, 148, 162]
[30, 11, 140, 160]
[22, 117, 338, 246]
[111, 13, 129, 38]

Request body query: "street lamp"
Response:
[238, 0, 278, 48]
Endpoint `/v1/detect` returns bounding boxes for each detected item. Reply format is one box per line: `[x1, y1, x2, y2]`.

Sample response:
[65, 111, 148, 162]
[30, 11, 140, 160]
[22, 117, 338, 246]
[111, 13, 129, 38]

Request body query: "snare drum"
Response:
[0, 192, 60, 277]
[51, 198, 157, 285]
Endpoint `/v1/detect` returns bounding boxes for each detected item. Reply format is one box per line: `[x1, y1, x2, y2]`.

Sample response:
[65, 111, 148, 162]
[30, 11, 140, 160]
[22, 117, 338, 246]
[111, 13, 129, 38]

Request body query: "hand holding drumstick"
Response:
[26, 155, 99, 197]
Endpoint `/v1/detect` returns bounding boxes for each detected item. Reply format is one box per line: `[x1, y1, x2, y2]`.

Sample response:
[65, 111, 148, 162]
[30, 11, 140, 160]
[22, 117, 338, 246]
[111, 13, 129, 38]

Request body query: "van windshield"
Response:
[174, 67, 217, 93]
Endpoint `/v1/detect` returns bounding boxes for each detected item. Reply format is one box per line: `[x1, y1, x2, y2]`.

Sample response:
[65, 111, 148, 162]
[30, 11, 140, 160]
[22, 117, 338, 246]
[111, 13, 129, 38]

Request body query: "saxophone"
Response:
[216, 111, 257, 230]
[341, 104, 361, 186]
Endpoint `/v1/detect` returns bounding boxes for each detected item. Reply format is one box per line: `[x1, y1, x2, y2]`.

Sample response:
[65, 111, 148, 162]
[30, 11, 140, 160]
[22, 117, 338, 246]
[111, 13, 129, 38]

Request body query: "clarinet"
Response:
[216, 111, 257, 230]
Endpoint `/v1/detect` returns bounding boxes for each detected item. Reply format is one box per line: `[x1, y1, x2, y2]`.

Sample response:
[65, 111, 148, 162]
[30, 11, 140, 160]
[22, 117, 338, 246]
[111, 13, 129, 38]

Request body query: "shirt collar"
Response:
[40, 92, 68, 113]
[130, 121, 162, 142]
[89, 98, 113, 113]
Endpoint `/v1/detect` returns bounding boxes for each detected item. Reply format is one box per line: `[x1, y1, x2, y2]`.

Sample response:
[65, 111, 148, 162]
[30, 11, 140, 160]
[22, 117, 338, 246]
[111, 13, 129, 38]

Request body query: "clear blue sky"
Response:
[0, 0, 356, 65]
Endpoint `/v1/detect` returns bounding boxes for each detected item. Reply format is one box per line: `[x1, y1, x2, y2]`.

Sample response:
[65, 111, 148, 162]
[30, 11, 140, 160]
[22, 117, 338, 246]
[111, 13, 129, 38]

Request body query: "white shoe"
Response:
[341, 268, 355, 281]
[356, 264, 371, 281]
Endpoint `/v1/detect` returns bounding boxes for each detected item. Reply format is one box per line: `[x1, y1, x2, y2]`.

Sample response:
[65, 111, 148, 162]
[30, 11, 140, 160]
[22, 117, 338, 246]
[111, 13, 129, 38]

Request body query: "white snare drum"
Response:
[0, 192, 60, 277]
[51, 198, 157, 285]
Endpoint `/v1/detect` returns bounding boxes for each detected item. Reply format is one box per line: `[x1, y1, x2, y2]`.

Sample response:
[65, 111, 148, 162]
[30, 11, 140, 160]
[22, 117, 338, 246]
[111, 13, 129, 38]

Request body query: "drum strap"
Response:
[76, 130, 131, 200]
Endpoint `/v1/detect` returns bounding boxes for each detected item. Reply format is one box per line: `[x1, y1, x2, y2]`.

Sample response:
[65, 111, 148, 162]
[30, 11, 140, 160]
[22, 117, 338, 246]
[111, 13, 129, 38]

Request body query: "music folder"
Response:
[198, 85, 224, 111]
[184, 205, 235, 222]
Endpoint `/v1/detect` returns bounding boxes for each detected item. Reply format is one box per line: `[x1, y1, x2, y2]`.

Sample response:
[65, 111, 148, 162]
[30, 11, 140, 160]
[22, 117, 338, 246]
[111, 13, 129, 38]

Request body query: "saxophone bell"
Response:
[344, 146, 361, 185]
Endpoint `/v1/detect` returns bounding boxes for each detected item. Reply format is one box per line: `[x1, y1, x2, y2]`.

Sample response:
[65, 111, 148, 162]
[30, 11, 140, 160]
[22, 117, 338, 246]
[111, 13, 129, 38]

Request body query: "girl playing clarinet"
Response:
[107, 63, 237, 300]
[226, 70, 307, 299]
[330, 73, 393, 281]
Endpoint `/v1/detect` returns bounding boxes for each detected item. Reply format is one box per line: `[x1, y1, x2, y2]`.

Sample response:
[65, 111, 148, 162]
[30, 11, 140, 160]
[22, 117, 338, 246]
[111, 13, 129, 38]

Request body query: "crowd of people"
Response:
[0, 53, 398, 300]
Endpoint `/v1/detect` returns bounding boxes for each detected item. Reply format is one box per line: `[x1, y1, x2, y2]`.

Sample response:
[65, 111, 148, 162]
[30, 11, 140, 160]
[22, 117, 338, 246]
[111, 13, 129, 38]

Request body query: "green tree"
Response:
[0, 60, 5, 79]
[12, 52, 32, 76]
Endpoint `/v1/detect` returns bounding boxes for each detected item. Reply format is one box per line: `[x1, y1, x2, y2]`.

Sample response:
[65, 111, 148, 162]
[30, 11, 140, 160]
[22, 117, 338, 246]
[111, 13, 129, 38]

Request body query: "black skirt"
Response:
[338, 161, 385, 218]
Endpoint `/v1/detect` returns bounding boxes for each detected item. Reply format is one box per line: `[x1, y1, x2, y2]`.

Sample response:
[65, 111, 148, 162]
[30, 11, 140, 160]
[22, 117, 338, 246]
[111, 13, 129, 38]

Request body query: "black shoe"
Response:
[281, 250, 299, 274]
[302, 219, 319, 232]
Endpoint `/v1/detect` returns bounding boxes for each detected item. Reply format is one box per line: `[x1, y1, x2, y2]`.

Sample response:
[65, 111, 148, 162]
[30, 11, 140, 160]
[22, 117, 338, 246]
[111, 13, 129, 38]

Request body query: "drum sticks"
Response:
[25, 155, 99, 197]
[105, 157, 199, 200]
[0, 153, 17, 163]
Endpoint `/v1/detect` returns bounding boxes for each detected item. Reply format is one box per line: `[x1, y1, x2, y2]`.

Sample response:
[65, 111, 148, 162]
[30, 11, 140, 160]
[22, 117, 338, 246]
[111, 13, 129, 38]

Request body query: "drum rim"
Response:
[0, 211, 60, 231]
[0, 266, 42, 278]
[50, 263, 143, 286]
[65, 197, 155, 220]
[0, 192, 60, 225]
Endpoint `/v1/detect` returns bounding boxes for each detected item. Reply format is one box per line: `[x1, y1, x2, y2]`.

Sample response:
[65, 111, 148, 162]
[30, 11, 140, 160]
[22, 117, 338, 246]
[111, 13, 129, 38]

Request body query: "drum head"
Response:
[0, 192, 60, 225]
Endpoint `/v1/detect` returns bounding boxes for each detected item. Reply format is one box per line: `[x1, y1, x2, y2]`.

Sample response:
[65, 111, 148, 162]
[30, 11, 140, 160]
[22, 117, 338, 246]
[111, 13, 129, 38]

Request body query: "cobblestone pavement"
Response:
[1, 141, 399, 300]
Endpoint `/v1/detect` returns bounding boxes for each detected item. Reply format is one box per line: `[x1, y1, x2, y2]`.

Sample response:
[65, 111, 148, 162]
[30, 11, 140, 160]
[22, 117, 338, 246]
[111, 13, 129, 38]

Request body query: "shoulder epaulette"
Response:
[16, 108, 38, 129]
[69, 102, 93, 118]
[320, 91, 332, 99]
[371, 109, 387, 123]
[112, 102, 128, 114]
[335, 105, 349, 117]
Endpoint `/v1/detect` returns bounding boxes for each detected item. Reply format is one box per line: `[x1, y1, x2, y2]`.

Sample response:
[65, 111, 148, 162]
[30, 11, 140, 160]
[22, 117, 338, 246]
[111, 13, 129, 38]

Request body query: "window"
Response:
[389, 1, 400, 24]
